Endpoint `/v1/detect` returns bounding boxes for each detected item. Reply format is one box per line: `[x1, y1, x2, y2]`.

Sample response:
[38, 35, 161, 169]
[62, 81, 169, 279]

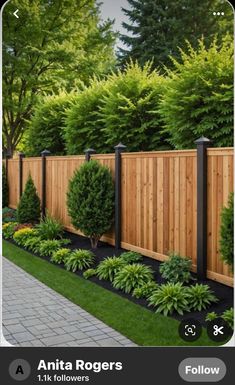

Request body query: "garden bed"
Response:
[4, 230, 233, 327]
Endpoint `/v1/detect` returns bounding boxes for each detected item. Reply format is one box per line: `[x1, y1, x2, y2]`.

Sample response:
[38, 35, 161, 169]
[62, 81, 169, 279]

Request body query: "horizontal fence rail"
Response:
[5, 144, 234, 286]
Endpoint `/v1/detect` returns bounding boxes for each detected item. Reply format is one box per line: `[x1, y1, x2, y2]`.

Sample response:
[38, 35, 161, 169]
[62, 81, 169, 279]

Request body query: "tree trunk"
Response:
[90, 236, 99, 249]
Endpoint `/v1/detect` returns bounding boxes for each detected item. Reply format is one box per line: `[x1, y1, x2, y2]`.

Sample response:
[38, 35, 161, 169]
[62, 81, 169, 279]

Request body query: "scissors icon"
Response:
[213, 325, 224, 336]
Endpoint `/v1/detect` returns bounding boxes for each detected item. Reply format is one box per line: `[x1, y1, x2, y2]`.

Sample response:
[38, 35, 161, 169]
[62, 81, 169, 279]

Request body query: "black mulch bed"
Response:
[5, 230, 233, 327]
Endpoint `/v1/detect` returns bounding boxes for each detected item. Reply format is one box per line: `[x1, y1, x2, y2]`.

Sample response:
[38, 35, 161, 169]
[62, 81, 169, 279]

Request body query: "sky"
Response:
[99, 0, 131, 49]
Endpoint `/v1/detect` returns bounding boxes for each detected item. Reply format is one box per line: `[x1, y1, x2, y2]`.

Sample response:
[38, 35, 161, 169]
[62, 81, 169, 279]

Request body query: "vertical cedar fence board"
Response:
[5, 148, 234, 286]
[7, 159, 19, 209]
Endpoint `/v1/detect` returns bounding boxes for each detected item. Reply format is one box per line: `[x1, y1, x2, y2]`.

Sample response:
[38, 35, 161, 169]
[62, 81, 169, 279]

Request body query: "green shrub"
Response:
[113, 264, 154, 294]
[65, 249, 95, 272]
[159, 253, 192, 284]
[25, 93, 76, 156]
[159, 35, 233, 148]
[120, 251, 143, 264]
[222, 308, 234, 330]
[220, 193, 234, 271]
[51, 248, 71, 264]
[13, 228, 38, 246]
[36, 212, 63, 240]
[2, 222, 18, 239]
[206, 312, 218, 322]
[38, 240, 61, 257]
[67, 160, 114, 248]
[148, 283, 189, 316]
[186, 284, 218, 311]
[2, 163, 9, 207]
[64, 79, 110, 155]
[24, 236, 42, 253]
[17, 174, 41, 223]
[100, 61, 168, 151]
[2, 208, 16, 223]
[132, 281, 158, 299]
[96, 257, 126, 282]
[83, 268, 97, 279]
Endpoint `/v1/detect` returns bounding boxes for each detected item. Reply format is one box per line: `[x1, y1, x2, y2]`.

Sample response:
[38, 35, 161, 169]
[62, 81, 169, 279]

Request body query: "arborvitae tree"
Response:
[159, 35, 233, 148]
[119, 0, 233, 70]
[2, 163, 9, 208]
[67, 160, 114, 248]
[17, 174, 41, 223]
[220, 193, 234, 271]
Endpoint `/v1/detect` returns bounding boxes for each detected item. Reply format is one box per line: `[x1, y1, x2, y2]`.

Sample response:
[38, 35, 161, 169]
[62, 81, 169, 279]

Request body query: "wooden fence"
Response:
[4, 145, 234, 286]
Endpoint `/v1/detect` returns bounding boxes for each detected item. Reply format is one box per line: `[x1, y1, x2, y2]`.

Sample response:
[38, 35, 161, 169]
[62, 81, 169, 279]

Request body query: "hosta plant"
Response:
[148, 283, 189, 316]
[65, 249, 95, 272]
[120, 251, 143, 264]
[13, 228, 38, 246]
[51, 248, 71, 264]
[132, 281, 158, 299]
[38, 240, 62, 257]
[159, 253, 193, 284]
[2, 222, 18, 239]
[186, 284, 218, 311]
[83, 269, 97, 279]
[24, 236, 42, 253]
[222, 308, 234, 330]
[36, 212, 64, 240]
[113, 264, 154, 294]
[96, 257, 126, 282]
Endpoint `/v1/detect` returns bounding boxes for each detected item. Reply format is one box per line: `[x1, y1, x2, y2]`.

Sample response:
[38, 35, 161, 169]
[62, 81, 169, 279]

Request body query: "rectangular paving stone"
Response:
[13, 331, 35, 343]
[40, 334, 75, 346]
[6, 324, 27, 334]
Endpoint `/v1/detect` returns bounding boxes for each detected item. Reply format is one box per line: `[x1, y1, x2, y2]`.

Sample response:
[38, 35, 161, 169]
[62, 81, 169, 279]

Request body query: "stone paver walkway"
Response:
[2, 258, 136, 347]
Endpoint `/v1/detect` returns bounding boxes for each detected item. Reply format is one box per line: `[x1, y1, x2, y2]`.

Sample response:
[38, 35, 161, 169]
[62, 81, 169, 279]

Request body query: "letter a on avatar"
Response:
[16, 365, 24, 375]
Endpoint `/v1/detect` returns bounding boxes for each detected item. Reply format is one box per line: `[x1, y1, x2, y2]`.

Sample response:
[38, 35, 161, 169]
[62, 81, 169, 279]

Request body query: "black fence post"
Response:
[114, 143, 127, 250]
[5, 152, 11, 181]
[195, 136, 212, 280]
[18, 152, 25, 199]
[41, 150, 51, 218]
[84, 148, 96, 162]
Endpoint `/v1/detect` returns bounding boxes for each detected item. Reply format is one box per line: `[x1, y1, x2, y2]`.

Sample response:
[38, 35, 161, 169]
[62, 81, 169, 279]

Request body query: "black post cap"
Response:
[18, 152, 25, 158]
[114, 143, 127, 151]
[41, 150, 51, 157]
[84, 148, 96, 155]
[194, 136, 212, 145]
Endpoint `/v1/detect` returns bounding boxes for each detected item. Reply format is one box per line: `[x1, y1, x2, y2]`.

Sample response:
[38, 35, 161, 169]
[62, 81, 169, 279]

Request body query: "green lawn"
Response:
[3, 240, 217, 346]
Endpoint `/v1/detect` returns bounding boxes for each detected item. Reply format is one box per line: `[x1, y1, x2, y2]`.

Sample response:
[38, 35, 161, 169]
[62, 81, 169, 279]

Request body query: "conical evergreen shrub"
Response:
[2, 163, 9, 208]
[67, 160, 114, 248]
[220, 193, 234, 271]
[17, 174, 41, 223]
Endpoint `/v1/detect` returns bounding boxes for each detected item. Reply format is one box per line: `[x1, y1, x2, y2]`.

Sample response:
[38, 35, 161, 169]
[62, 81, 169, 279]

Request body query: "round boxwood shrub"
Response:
[220, 192, 234, 271]
[17, 174, 41, 223]
[67, 160, 114, 248]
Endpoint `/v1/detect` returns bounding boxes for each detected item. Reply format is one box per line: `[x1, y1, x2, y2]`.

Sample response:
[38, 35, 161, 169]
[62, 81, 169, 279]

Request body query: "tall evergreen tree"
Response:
[119, 0, 233, 69]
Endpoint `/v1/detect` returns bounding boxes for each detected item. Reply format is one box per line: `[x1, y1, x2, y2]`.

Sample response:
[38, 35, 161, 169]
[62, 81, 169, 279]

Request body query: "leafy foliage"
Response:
[132, 281, 158, 299]
[119, 0, 233, 69]
[2, 163, 8, 207]
[38, 240, 62, 257]
[17, 174, 41, 223]
[67, 160, 114, 248]
[148, 283, 189, 316]
[222, 308, 234, 330]
[36, 212, 63, 240]
[206, 312, 218, 322]
[220, 193, 234, 271]
[113, 264, 154, 293]
[64, 80, 109, 155]
[2, 0, 116, 155]
[24, 236, 42, 254]
[186, 284, 218, 311]
[13, 228, 38, 246]
[100, 62, 168, 151]
[96, 257, 126, 282]
[83, 268, 97, 279]
[51, 248, 71, 264]
[2, 222, 18, 239]
[25, 93, 76, 156]
[159, 36, 233, 148]
[120, 251, 143, 264]
[65, 249, 95, 272]
[2, 207, 16, 223]
[159, 253, 192, 284]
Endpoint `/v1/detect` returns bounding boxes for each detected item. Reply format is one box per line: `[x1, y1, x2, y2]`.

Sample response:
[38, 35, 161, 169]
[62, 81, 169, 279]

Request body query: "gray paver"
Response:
[2, 257, 136, 347]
